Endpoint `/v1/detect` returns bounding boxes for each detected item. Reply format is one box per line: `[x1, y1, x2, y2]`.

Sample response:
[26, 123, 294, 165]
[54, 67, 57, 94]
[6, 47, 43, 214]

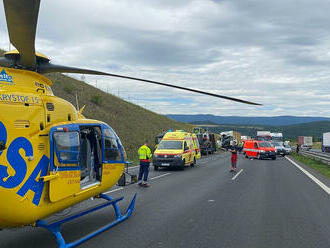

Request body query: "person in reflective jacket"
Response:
[137, 140, 152, 187]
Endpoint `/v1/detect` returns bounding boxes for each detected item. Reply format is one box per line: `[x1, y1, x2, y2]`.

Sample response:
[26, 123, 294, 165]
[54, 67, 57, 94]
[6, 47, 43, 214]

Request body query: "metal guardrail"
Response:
[299, 150, 330, 166]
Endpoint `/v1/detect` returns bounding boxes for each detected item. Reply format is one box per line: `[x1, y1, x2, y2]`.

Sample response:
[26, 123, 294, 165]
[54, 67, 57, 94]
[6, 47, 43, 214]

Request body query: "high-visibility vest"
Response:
[138, 145, 152, 161]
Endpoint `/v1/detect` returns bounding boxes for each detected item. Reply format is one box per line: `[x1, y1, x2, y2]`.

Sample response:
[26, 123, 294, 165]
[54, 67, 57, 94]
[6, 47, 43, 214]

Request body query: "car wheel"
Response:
[272, 156, 276, 160]
[154, 166, 159, 171]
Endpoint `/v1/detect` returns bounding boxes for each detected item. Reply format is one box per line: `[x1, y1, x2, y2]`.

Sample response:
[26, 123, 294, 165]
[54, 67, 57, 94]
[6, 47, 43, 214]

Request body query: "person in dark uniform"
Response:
[230, 141, 239, 172]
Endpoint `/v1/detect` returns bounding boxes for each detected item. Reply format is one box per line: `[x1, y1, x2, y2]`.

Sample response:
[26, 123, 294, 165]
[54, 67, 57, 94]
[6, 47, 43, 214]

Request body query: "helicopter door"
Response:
[49, 126, 81, 202]
[79, 126, 102, 189]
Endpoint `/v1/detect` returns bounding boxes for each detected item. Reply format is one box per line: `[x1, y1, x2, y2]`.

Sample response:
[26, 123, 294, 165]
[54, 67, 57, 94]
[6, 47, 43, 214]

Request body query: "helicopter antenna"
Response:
[75, 92, 79, 111]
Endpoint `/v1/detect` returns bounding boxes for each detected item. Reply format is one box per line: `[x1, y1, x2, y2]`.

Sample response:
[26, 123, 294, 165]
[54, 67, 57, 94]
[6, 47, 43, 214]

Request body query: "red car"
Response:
[243, 140, 276, 160]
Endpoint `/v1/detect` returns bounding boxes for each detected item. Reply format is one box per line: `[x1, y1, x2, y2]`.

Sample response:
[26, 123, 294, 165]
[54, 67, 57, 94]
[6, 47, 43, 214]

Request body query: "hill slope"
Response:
[167, 114, 330, 126]
[1, 48, 191, 161]
[47, 73, 191, 160]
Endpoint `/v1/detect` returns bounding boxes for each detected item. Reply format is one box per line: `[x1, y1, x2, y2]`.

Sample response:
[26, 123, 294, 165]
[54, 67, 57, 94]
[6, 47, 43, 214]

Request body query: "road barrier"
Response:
[299, 150, 330, 166]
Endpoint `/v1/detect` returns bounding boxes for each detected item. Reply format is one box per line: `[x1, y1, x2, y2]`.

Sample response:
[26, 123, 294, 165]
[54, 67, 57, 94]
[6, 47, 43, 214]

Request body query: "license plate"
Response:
[161, 163, 170, 166]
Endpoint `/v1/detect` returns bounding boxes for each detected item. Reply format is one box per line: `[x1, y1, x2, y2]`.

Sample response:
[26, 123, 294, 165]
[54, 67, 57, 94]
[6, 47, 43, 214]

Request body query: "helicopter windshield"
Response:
[158, 140, 183, 150]
[103, 127, 122, 161]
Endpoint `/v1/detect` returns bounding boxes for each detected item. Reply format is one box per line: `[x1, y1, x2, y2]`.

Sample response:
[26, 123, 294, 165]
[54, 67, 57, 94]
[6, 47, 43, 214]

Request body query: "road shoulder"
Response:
[287, 155, 330, 189]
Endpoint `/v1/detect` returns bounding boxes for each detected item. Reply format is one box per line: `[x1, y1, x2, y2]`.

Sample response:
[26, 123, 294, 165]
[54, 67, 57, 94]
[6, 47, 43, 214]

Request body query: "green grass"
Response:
[290, 153, 330, 178]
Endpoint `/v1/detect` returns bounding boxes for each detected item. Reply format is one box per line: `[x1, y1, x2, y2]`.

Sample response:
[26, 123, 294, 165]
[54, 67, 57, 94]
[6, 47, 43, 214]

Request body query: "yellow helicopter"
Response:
[0, 0, 261, 247]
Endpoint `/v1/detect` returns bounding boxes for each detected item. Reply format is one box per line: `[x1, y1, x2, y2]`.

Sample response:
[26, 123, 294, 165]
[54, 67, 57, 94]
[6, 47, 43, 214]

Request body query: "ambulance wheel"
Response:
[272, 156, 276, 160]
[154, 165, 159, 171]
[180, 160, 185, 170]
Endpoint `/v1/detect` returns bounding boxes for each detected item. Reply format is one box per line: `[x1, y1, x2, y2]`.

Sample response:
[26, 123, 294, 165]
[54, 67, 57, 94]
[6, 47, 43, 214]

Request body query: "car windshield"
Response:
[273, 142, 282, 146]
[158, 140, 183, 150]
[259, 142, 272, 147]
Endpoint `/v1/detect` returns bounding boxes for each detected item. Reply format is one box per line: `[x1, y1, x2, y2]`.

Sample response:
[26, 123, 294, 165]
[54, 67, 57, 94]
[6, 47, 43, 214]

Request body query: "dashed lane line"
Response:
[232, 169, 244, 180]
[285, 156, 330, 196]
[104, 187, 124, 194]
[150, 173, 171, 180]
[104, 173, 171, 194]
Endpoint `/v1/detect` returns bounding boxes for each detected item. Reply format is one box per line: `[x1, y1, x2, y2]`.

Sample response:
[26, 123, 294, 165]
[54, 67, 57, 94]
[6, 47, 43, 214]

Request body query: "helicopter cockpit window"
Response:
[103, 128, 122, 162]
[53, 131, 80, 165]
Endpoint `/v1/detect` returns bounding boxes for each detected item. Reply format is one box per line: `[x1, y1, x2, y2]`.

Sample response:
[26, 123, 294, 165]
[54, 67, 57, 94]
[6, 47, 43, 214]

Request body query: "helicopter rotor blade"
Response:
[3, 0, 40, 68]
[39, 63, 262, 106]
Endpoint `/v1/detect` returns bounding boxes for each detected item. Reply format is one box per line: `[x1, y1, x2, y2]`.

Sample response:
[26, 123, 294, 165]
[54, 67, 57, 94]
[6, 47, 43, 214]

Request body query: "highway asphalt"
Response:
[1, 152, 330, 248]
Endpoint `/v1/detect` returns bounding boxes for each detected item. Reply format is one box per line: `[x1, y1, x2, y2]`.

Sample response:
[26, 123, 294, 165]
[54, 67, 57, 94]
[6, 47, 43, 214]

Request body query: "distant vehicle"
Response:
[322, 132, 330, 153]
[155, 131, 167, 145]
[153, 130, 199, 170]
[300, 145, 311, 151]
[220, 131, 241, 149]
[256, 131, 272, 141]
[193, 127, 217, 155]
[271, 132, 283, 141]
[271, 141, 286, 156]
[283, 144, 292, 154]
[298, 136, 313, 150]
[284, 140, 291, 146]
[243, 140, 276, 160]
[241, 135, 251, 140]
[154, 130, 169, 150]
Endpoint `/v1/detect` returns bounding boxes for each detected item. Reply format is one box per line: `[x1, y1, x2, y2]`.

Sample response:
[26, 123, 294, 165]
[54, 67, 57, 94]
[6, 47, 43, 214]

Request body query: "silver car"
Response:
[272, 141, 286, 156]
[283, 145, 292, 155]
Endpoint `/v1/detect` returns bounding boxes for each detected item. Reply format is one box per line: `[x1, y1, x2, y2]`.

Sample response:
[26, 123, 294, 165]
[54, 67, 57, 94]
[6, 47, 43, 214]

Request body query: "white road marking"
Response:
[285, 156, 330, 195]
[150, 173, 171, 180]
[128, 165, 140, 170]
[232, 169, 244, 180]
[104, 187, 124, 194]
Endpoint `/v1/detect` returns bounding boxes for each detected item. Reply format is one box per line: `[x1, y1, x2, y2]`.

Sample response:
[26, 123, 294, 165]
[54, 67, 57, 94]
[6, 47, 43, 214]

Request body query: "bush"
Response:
[91, 95, 103, 105]
[63, 85, 76, 94]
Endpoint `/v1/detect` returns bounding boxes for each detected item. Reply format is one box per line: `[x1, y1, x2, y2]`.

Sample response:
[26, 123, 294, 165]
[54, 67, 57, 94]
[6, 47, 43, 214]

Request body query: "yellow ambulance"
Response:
[153, 130, 200, 170]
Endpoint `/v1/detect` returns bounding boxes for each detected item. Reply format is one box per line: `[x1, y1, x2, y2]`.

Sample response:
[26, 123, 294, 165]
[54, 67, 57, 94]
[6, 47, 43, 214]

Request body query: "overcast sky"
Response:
[1, 0, 330, 117]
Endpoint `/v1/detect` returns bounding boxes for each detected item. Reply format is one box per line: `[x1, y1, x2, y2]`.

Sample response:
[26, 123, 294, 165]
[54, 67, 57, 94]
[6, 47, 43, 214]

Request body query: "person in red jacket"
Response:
[230, 141, 239, 172]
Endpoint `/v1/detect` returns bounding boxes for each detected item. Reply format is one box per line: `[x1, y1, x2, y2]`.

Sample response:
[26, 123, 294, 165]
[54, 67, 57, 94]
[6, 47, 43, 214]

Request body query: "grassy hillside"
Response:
[1, 49, 191, 161]
[47, 73, 192, 161]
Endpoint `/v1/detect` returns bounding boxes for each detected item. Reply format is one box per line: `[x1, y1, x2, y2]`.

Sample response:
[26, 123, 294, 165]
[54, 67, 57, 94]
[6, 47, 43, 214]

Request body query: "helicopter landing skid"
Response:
[36, 193, 137, 248]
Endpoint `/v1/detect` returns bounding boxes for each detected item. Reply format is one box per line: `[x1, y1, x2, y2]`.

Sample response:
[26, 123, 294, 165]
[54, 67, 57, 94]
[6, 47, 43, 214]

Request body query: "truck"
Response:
[241, 135, 251, 140]
[193, 127, 217, 155]
[271, 132, 283, 141]
[322, 132, 330, 152]
[220, 131, 241, 150]
[256, 131, 271, 141]
[298, 136, 313, 150]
